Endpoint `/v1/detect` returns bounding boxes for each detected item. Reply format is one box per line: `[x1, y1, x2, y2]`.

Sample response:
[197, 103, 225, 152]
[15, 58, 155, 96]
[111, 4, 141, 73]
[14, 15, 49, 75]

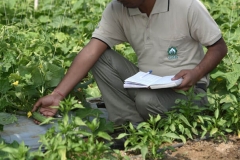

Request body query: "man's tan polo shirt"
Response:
[92, 0, 222, 84]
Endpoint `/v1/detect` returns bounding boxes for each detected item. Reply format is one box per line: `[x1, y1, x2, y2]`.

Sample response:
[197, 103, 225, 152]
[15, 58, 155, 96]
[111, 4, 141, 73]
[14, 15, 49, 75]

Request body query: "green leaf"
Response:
[192, 122, 197, 128]
[49, 16, 76, 28]
[201, 130, 208, 138]
[137, 122, 150, 130]
[38, 16, 51, 23]
[141, 145, 148, 160]
[78, 130, 92, 137]
[75, 108, 103, 119]
[225, 129, 233, 133]
[55, 32, 68, 43]
[8, 73, 21, 81]
[45, 63, 64, 88]
[95, 118, 114, 133]
[202, 116, 212, 121]
[0, 79, 11, 94]
[220, 93, 238, 103]
[197, 116, 204, 124]
[0, 124, 3, 131]
[74, 117, 86, 126]
[116, 133, 129, 140]
[129, 123, 135, 131]
[175, 90, 186, 95]
[233, 64, 240, 72]
[4, 0, 17, 9]
[170, 123, 176, 132]
[210, 70, 225, 79]
[178, 124, 185, 134]
[201, 125, 207, 132]
[179, 135, 186, 144]
[210, 128, 218, 136]
[185, 128, 193, 139]
[71, 0, 84, 11]
[162, 133, 180, 139]
[223, 72, 240, 90]
[84, 84, 102, 97]
[39, 117, 55, 125]
[179, 115, 192, 127]
[0, 98, 10, 110]
[23, 85, 38, 97]
[191, 127, 198, 135]
[15, 92, 24, 100]
[31, 68, 44, 86]
[74, 78, 94, 90]
[97, 131, 112, 141]
[155, 114, 161, 122]
[214, 108, 219, 119]
[0, 113, 17, 125]
[217, 118, 226, 126]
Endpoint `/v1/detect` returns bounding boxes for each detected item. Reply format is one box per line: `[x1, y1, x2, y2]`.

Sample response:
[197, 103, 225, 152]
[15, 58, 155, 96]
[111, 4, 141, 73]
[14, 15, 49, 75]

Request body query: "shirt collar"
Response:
[128, 0, 169, 16]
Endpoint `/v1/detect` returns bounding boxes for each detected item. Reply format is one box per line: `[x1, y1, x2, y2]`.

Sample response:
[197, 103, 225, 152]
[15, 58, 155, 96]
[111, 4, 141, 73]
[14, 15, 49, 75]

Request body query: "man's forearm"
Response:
[53, 39, 108, 97]
[193, 38, 228, 80]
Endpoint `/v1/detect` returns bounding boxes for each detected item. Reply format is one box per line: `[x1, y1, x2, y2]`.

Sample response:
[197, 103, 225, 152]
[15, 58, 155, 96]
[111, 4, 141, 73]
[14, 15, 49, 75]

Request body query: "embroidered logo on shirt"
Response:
[168, 47, 178, 60]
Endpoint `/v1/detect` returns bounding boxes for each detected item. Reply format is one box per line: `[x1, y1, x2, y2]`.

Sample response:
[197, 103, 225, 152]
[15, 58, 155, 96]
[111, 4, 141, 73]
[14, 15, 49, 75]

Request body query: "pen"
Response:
[141, 70, 152, 78]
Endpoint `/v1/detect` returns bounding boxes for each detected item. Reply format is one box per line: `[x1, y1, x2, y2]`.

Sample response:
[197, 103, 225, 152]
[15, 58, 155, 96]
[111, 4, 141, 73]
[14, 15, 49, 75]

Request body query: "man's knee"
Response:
[135, 90, 167, 120]
[92, 49, 112, 67]
[92, 49, 119, 72]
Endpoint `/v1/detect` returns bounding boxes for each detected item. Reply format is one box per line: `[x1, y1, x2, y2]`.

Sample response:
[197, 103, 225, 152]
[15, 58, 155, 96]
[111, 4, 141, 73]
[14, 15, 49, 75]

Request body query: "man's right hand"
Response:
[31, 39, 108, 124]
[32, 92, 62, 124]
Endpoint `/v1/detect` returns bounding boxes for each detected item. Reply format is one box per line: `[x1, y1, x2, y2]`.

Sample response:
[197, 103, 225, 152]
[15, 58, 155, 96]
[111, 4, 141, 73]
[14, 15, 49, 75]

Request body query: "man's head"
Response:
[117, 0, 145, 8]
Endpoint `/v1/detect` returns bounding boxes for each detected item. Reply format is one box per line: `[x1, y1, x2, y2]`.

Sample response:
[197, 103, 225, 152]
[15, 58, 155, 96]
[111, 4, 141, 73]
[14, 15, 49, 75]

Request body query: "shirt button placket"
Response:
[145, 18, 151, 44]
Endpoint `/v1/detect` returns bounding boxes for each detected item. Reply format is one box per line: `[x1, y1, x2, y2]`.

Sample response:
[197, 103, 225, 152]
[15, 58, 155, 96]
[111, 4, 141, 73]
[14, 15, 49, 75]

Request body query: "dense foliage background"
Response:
[0, 0, 110, 112]
[0, 0, 240, 159]
[0, 0, 239, 119]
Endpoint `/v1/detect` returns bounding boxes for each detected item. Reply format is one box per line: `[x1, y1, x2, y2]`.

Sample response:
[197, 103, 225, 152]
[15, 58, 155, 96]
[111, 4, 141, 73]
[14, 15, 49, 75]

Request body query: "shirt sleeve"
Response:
[92, 1, 127, 48]
[188, 0, 222, 46]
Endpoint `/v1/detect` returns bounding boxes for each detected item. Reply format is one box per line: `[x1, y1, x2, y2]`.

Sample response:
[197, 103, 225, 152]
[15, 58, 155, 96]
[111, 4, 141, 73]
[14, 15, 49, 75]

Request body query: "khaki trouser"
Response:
[91, 49, 208, 125]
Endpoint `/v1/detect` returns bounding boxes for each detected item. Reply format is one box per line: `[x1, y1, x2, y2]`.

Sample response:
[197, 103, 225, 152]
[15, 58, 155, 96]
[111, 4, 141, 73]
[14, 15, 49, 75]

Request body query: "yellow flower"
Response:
[12, 81, 19, 86]
[39, 64, 43, 69]
[216, 78, 223, 82]
[27, 111, 32, 118]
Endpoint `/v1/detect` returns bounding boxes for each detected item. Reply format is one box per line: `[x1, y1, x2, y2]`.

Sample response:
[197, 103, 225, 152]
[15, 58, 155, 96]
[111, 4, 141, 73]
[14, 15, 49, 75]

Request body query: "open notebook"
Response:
[124, 71, 183, 89]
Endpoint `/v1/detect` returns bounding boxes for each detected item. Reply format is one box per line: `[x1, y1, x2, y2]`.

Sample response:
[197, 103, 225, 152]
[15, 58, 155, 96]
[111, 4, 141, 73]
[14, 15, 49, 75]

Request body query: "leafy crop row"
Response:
[0, 0, 108, 112]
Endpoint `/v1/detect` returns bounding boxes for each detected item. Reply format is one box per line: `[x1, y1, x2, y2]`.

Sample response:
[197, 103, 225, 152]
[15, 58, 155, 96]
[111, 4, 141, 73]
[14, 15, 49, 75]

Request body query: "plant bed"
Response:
[164, 135, 240, 160]
[119, 135, 240, 160]
[0, 97, 108, 151]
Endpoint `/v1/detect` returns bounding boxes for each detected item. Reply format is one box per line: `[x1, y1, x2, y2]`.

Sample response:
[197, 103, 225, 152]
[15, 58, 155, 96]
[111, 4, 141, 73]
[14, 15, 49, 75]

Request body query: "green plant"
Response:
[221, 101, 240, 137]
[0, 139, 44, 160]
[0, 112, 17, 131]
[117, 115, 179, 160]
[158, 87, 208, 143]
[38, 96, 120, 160]
[196, 95, 233, 142]
[200, 0, 240, 140]
[0, 0, 110, 113]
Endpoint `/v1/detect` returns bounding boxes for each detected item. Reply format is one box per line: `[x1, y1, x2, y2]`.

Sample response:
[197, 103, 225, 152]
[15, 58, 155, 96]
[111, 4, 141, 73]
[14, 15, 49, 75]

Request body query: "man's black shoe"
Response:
[107, 125, 128, 150]
[110, 137, 126, 150]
